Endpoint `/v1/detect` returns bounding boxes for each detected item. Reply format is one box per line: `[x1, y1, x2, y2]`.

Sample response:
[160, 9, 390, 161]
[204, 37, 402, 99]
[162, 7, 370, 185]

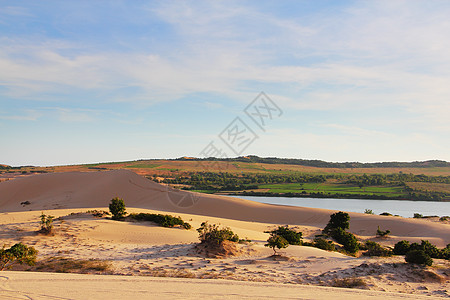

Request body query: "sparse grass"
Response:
[33, 257, 112, 274]
[331, 277, 367, 288]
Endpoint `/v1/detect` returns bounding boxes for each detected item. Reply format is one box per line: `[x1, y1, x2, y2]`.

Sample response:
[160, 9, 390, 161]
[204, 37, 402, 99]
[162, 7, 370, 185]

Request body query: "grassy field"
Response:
[257, 183, 407, 197]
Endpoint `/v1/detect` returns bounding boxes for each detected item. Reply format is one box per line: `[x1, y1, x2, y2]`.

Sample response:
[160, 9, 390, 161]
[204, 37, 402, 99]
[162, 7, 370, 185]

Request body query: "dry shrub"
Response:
[33, 257, 112, 274]
[195, 240, 242, 258]
[331, 277, 367, 288]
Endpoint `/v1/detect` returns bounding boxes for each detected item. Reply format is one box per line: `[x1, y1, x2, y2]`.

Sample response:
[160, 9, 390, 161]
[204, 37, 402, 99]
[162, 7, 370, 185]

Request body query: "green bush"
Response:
[364, 209, 374, 215]
[363, 240, 392, 257]
[265, 235, 289, 255]
[323, 211, 350, 235]
[379, 212, 392, 216]
[197, 222, 239, 245]
[129, 213, 191, 229]
[39, 213, 54, 234]
[265, 226, 302, 245]
[109, 197, 126, 220]
[332, 228, 359, 254]
[393, 240, 410, 255]
[376, 226, 390, 238]
[413, 213, 423, 219]
[313, 238, 336, 251]
[405, 250, 433, 266]
[0, 243, 38, 270]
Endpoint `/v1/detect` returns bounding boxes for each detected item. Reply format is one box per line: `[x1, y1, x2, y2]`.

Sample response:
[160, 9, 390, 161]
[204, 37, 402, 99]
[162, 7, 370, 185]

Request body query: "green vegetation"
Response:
[109, 197, 126, 220]
[393, 240, 449, 260]
[364, 209, 374, 214]
[376, 226, 390, 238]
[405, 250, 433, 266]
[39, 213, 54, 234]
[363, 241, 392, 257]
[322, 212, 359, 254]
[265, 235, 289, 255]
[0, 243, 38, 270]
[323, 211, 350, 235]
[311, 238, 336, 251]
[129, 213, 191, 229]
[197, 222, 240, 245]
[159, 170, 449, 201]
[264, 226, 302, 245]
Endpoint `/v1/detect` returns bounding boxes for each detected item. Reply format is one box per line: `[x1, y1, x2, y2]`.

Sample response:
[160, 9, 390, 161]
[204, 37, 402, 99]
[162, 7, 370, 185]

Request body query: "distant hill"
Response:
[175, 156, 450, 169]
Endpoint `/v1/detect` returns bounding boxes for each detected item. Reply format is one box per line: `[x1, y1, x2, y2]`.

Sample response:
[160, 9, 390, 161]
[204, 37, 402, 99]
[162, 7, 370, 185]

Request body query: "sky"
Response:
[1, 0, 449, 166]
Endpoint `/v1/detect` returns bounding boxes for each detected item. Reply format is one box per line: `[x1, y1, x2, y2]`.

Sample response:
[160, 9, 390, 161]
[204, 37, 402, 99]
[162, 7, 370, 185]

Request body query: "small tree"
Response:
[265, 235, 288, 255]
[265, 226, 302, 245]
[39, 213, 54, 234]
[109, 197, 126, 220]
[0, 243, 38, 271]
[323, 211, 350, 235]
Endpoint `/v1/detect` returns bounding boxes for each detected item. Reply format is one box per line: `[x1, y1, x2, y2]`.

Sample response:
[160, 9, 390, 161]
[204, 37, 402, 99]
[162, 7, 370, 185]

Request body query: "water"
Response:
[231, 195, 450, 218]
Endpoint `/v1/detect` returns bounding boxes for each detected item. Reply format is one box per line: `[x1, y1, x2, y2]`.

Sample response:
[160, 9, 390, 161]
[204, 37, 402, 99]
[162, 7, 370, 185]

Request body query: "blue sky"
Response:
[1, 0, 449, 166]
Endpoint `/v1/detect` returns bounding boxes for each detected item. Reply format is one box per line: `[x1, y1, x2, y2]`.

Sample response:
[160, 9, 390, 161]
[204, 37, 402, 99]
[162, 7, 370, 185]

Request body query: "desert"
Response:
[0, 170, 449, 299]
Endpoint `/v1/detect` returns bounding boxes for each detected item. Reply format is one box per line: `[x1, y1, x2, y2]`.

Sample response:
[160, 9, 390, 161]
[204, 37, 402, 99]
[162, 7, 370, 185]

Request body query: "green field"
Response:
[258, 183, 406, 197]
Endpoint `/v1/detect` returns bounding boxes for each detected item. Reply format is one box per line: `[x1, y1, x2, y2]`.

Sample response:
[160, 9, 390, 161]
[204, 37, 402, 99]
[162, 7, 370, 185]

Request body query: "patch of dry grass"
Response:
[32, 257, 112, 274]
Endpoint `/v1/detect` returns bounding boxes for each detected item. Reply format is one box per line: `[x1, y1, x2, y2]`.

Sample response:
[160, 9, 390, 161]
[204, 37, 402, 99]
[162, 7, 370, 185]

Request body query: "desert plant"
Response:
[265, 235, 289, 255]
[197, 222, 239, 245]
[0, 243, 38, 270]
[379, 212, 392, 216]
[363, 240, 392, 257]
[39, 213, 54, 234]
[364, 209, 374, 215]
[129, 213, 191, 229]
[313, 238, 336, 251]
[413, 213, 423, 219]
[265, 226, 302, 245]
[376, 226, 390, 238]
[393, 240, 411, 255]
[109, 197, 126, 220]
[323, 211, 350, 235]
[332, 228, 359, 254]
[331, 277, 366, 288]
[405, 250, 433, 266]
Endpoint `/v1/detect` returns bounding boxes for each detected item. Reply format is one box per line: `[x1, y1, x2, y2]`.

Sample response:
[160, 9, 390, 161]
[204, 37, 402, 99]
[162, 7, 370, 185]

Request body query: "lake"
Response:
[231, 195, 450, 218]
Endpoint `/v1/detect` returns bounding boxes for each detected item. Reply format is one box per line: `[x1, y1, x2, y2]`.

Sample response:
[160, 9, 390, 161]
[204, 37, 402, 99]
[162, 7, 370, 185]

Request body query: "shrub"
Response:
[265, 235, 289, 255]
[323, 211, 350, 235]
[265, 226, 302, 245]
[331, 277, 366, 288]
[129, 213, 191, 229]
[413, 213, 423, 219]
[0, 243, 38, 270]
[439, 216, 449, 221]
[39, 213, 54, 234]
[197, 222, 239, 245]
[363, 241, 392, 257]
[364, 209, 374, 215]
[332, 228, 359, 254]
[393, 240, 410, 255]
[109, 197, 126, 220]
[313, 238, 336, 251]
[405, 250, 433, 266]
[376, 226, 390, 238]
[420, 240, 441, 259]
[379, 212, 392, 216]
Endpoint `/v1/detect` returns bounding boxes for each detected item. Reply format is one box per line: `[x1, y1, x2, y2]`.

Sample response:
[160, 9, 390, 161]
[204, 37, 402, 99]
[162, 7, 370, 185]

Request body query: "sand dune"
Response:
[0, 170, 449, 246]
